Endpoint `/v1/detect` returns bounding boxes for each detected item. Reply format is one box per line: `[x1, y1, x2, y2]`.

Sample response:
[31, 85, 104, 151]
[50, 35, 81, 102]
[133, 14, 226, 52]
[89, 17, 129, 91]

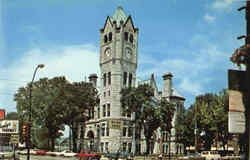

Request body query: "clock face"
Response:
[125, 48, 132, 59]
[104, 48, 111, 57]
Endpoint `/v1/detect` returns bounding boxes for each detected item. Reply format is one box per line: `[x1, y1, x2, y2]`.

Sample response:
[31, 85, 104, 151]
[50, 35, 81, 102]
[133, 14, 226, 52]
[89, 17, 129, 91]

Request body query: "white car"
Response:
[201, 151, 221, 160]
[60, 150, 76, 157]
[0, 152, 5, 159]
[46, 151, 60, 156]
[0, 151, 13, 159]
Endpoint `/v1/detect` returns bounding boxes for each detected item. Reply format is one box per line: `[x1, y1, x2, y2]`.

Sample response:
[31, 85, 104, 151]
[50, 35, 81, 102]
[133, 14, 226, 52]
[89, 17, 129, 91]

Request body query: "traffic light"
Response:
[22, 124, 27, 137]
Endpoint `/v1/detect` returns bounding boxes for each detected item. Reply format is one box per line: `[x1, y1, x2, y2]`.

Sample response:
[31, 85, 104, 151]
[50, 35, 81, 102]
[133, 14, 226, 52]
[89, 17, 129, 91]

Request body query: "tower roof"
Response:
[111, 6, 128, 27]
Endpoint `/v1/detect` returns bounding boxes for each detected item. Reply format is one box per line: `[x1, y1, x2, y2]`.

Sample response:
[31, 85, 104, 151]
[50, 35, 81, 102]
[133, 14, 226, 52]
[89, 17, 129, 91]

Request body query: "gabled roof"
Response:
[102, 16, 113, 32]
[110, 6, 128, 27]
[124, 16, 136, 32]
[171, 88, 185, 101]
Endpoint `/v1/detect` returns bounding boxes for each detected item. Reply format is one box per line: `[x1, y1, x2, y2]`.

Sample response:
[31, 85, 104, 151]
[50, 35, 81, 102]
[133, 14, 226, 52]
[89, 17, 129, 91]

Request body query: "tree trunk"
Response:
[71, 122, 78, 153]
[48, 138, 50, 151]
[145, 137, 151, 155]
[51, 137, 55, 152]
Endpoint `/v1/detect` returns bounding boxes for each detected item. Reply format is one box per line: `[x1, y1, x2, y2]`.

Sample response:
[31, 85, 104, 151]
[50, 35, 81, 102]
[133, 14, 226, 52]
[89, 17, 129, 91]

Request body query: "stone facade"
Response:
[81, 7, 185, 155]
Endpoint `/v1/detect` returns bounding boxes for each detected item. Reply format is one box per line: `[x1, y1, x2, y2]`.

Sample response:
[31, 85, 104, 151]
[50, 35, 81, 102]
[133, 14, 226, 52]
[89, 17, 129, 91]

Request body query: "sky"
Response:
[0, 0, 246, 114]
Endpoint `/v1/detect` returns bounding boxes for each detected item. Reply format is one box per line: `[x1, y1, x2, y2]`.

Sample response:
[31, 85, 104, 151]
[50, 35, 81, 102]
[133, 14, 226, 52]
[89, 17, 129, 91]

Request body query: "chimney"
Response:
[162, 73, 173, 98]
[88, 73, 98, 88]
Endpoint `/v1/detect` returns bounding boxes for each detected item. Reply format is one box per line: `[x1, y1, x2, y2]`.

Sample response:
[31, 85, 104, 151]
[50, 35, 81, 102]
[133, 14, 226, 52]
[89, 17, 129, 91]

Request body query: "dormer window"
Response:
[109, 32, 112, 41]
[124, 32, 128, 41]
[104, 35, 108, 43]
[129, 34, 133, 43]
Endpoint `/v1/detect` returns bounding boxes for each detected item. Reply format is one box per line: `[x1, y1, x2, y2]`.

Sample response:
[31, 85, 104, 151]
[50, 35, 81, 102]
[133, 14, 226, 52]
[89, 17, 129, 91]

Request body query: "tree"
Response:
[14, 76, 98, 152]
[59, 81, 98, 152]
[195, 93, 217, 150]
[5, 112, 19, 120]
[175, 107, 193, 153]
[120, 84, 175, 155]
[158, 98, 176, 133]
[15, 77, 67, 151]
[215, 89, 230, 151]
[192, 89, 230, 151]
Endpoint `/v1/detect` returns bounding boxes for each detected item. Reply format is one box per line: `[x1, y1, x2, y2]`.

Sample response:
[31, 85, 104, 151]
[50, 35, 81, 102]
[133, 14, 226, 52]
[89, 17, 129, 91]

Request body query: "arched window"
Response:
[104, 35, 108, 43]
[129, 34, 133, 43]
[123, 72, 127, 86]
[129, 73, 132, 87]
[108, 32, 112, 41]
[124, 32, 128, 41]
[103, 73, 106, 87]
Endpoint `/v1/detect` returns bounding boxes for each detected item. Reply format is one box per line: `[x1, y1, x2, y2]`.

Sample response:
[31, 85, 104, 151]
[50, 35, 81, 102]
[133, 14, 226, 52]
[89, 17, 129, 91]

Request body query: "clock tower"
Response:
[98, 6, 139, 152]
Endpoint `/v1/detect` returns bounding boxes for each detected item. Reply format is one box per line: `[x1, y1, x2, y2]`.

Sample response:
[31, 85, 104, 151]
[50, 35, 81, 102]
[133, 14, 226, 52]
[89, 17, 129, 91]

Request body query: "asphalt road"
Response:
[19, 155, 78, 160]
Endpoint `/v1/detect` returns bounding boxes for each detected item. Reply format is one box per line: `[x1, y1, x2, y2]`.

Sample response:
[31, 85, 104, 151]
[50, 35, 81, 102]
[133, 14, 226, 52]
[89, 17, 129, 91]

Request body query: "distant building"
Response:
[80, 7, 185, 155]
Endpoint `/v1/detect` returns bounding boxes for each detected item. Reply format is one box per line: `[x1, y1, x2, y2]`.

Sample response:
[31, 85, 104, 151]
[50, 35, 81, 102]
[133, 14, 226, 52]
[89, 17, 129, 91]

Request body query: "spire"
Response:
[111, 6, 128, 27]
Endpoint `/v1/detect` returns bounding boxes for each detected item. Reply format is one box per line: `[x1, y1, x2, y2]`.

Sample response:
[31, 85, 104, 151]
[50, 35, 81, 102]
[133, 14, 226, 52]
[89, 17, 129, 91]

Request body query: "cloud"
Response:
[204, 13, 216, 23]
[0, 44, 100, 112]
[179, 78, 203, 96]
[212, 0, 233, 9]
[137, 32, 234, 104]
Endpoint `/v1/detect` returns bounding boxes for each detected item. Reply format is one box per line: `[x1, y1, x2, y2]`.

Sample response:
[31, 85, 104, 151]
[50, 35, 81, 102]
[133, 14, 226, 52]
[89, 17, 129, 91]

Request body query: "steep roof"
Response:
[171, 88, 185, 100]
[111, 6, 128, 27]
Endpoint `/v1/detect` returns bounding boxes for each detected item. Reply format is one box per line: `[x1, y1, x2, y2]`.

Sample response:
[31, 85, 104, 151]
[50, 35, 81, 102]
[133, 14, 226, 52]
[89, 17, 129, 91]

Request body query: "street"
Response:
[19, 155, 78, 160]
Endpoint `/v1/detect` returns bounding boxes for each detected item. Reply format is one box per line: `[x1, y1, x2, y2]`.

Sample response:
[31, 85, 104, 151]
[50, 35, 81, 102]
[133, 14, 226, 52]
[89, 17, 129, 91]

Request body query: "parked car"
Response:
[178, 152, 204, 160]
[0, 151, 19, 159]
[30, 149, 40, 155]
[201, 151, 221, 160]
[60, 150, 76, 157]
[35, 149, 47, 155]
[0, 152, 5, 159]
[76, 153, 101, 160]
[46, 151, 59, 156]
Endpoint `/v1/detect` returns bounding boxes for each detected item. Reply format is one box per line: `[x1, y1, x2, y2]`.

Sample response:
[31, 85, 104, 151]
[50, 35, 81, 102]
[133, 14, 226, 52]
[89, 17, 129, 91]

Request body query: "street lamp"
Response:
[27, 64, 44, 160]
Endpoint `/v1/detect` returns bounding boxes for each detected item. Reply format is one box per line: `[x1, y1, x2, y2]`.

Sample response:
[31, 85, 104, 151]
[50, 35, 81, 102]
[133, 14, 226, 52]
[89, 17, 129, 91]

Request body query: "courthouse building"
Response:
[81, 7, 185, 154]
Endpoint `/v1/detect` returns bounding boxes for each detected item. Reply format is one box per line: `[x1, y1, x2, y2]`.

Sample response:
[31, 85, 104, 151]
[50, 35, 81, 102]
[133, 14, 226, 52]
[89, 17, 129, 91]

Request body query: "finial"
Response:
[118, 6, 123, 10]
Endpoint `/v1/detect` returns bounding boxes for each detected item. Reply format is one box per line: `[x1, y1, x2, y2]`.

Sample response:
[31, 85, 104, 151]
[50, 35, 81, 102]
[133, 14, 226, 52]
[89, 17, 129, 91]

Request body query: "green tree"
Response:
[15, 77, 67, 151]
[195, 93, 217, 150]
[175, 106, 193, 153]
[5, 112, 19, 120]
[192, 89, 229, 151]
[59, 81, 98, 152]
[215, 89, 230, 151]
[120, 84, 175, 155]
[159, 98, 176, 133]
[14, 76, 98, 152]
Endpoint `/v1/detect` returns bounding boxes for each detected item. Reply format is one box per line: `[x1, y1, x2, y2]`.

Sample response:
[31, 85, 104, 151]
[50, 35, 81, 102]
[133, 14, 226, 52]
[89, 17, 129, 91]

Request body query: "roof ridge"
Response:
[111, 6, 128, 26]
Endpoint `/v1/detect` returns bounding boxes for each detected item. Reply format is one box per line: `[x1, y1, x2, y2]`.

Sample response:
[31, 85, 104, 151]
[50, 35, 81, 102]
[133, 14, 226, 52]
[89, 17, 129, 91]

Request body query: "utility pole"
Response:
[194, 104, 198, 153]
[236, 1, 250, 159]
[246, 2, 250, 159]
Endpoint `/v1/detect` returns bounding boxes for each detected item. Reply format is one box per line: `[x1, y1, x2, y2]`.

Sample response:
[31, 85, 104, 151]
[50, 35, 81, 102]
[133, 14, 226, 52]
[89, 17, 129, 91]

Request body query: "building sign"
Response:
[109, 120, 123, 130]
[229, 112, 245, 133]
[228, 69, 246, 134]
[0, 109, 5, 120]
[0, 120, 19, 134]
